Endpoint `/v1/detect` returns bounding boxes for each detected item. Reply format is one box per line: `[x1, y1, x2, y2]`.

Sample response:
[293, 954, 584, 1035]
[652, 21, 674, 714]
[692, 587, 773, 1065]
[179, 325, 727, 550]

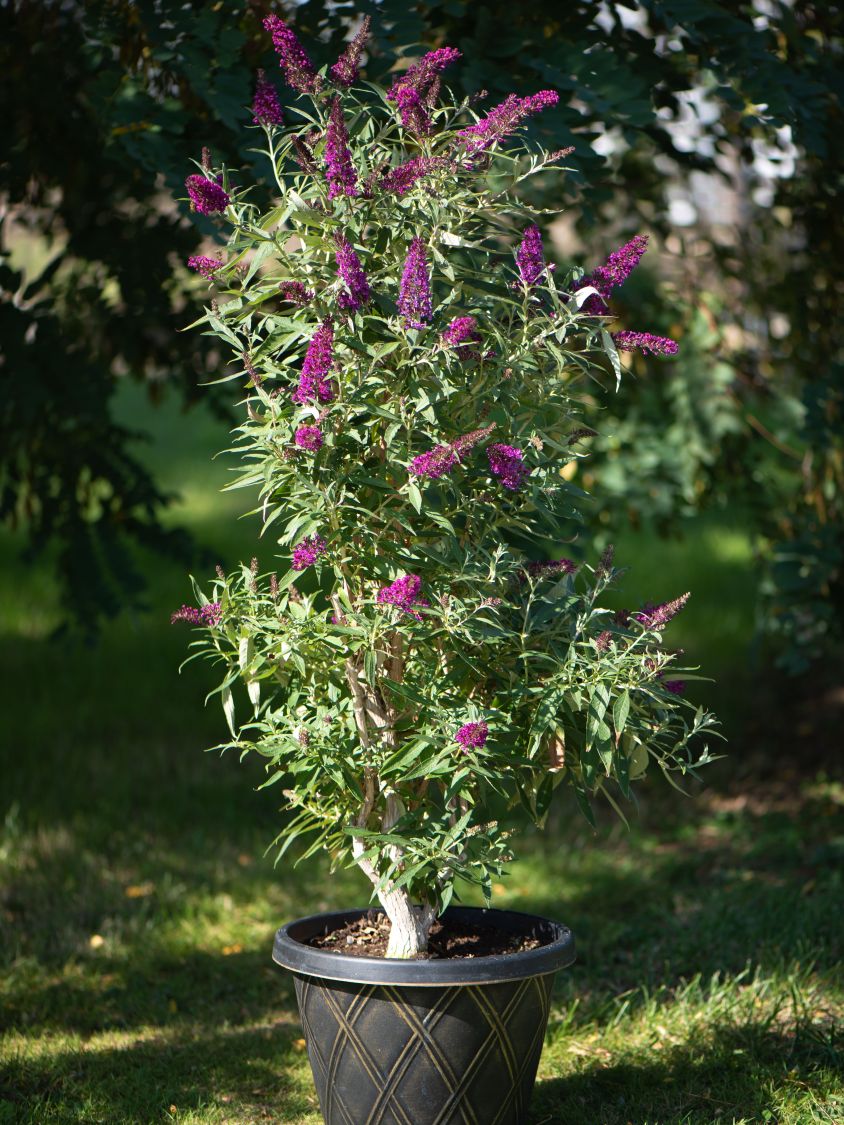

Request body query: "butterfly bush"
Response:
[176, 24, 718, 958]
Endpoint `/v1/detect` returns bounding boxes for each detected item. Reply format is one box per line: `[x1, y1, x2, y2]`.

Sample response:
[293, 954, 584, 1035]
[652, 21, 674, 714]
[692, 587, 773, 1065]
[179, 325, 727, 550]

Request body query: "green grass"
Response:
[1, 386, 841, 1123]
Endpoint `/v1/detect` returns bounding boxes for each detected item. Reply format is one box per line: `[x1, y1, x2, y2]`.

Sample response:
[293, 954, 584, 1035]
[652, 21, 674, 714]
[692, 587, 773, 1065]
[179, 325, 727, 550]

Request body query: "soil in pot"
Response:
[307, 909, 548, 960]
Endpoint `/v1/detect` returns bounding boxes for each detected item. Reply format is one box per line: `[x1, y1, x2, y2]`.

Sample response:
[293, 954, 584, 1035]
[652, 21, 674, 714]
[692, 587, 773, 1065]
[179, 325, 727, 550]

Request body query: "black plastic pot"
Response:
[273, 905, 575, 1125]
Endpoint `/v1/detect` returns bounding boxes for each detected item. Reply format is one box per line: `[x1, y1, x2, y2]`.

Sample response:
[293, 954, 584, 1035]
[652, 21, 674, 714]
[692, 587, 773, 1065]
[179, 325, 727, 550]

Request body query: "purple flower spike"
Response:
[458, 90, 559, 156]
[487, 443, 529, 491]
[380, 156, 445, 197]
[293, 320, 336, 405]
[324, 97, 359, 201]
[411, 446, 459, 480]
[526, 558, 577, 579]
[398, 237, 432, 329]
[664, 680, 686, 695]
[263, 14, 320, 94]
[612, 331, 679, 357]
[171, 602, 221, 627]
[185, 174, 230, 215]
[252, 70, 284, 126]
[455, 721, 489, 750]
[330, 15, 371, 86]
[576, 234, 649, 311]
[294, 425, 323, 452]
[411, 424, 495, 481]
[187, 255, 223, 279]
[334, 233, 371, 311]
[442, 315, 481, 359]
[279, 280, 314, 307]
[515, 225, 548, 287]
[387, 47, 461, 134]
[292, 534, 327, 570]
[377, 574, 429, 619]
[635, 592, 690, 629]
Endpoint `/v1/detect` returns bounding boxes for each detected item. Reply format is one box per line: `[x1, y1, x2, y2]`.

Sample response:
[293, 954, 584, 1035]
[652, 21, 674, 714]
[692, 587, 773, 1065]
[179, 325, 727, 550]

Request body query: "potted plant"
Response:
[174, 15, 718, 1124]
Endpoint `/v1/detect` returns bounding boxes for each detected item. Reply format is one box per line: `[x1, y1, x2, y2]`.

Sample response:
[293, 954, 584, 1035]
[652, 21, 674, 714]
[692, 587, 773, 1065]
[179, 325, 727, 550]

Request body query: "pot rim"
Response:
[273, 904, 575, 986]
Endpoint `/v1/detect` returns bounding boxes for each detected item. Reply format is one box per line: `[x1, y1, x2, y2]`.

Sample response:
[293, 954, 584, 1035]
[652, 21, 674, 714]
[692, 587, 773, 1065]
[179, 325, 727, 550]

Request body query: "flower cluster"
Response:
[252, 70, 284, 126]
[515, 225, 550, 288]
[525, 558, 577, 579]
[380, 156, 445, 197]
[635, 592, 690, 629]
[487, 443, 529, 491]
[279, 280, 314, 306]
[398, 237, 432, 329]
[377, 574, 429, 619]
[442, 315, 481, 359]
[455, 721, 489, 750]
[171, 602, 222, 627]
[292, 534, 328, 570]
[187, 255, 222, 279]
[293, 320, 335, 405]
[458, 90, 559, 155]
[330, 15, 371, 87]
[263, 14, 320, 94]
[387, 47, 461, 134]
[334, 233, 371, 310]
[576, 234, 648, 312]
[613, 331, 679, 357]
[185, 175, 230, 215]
[294, 425, 323, 452]
[411, 424, 496, 481]
[325, 97, 359, 200]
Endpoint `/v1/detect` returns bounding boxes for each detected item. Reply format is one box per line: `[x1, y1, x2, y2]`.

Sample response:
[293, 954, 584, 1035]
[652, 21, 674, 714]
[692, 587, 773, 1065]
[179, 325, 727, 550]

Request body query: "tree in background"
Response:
[1, 0, 840, 667]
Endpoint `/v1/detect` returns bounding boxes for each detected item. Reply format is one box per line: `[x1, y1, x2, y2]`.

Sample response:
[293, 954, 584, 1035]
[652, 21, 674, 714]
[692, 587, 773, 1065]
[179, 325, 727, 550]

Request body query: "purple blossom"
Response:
[411, 424, 496, 481]
[185, 174, 230, 215]
[293, 320, 336, 405]
[664, 680, 686, 695]
[294, 425, 323, 452]
[324, 97, 359, 201]
[292, 534, 327, 570]
[387, 47, 461, 134]
[595, 630, 612, 652]
[398, 237, 432, 329]
[380, 156, 445, 196]
[458, 90, 559, 155]
[187, 255, 223, 279]
[334, 233, 371, 311]
[411, 445, 458, 480]
[171, 602, 221, 627]
[455, 721, 489, 750]
[612, 331, 679, 357]
[487, 443, 529, 491]
[377, 574, 429, 619]
[252, 70, 284, 126]
[442, 315, 481, 359]
[576, 234, 649, 312]
[635, 592, 690, 629]
[330, 15, 371, 86]
[515, 225, 548, 287]
[526, 558, 577, 579]
[263, 14, 320, 94]
[279, 280, 314, 306]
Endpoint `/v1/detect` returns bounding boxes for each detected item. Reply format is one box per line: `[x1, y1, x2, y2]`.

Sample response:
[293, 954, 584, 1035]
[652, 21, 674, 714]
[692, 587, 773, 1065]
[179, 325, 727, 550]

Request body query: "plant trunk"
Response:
[379, 885, 436, 958]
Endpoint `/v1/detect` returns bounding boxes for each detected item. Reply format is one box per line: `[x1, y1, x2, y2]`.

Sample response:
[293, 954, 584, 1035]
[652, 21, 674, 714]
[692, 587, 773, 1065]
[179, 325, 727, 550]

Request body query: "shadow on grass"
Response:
[1, 1020, 318, 1125]
[531, 1021, 841, 1125]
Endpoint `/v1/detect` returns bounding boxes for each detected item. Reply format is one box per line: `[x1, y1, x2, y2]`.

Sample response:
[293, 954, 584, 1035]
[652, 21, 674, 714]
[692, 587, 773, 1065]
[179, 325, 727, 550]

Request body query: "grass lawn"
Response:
[1, 386, 842, 1124]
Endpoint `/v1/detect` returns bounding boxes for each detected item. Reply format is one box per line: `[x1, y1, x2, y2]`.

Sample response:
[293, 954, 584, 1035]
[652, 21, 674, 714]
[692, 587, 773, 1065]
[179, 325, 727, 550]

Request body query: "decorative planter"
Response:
[273, 905, 575, 1125]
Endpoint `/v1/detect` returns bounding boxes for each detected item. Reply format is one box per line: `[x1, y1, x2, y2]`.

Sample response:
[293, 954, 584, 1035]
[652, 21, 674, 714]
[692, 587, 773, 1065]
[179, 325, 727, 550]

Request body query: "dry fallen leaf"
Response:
[125, 882, 155, 899]
[222, 943, 243, 956]
[293, 1038, 307, 1052]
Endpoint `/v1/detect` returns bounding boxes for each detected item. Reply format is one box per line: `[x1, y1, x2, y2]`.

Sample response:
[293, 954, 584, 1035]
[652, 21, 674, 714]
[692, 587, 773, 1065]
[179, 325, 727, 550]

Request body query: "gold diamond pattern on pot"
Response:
[293, 973, 554, 1125]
